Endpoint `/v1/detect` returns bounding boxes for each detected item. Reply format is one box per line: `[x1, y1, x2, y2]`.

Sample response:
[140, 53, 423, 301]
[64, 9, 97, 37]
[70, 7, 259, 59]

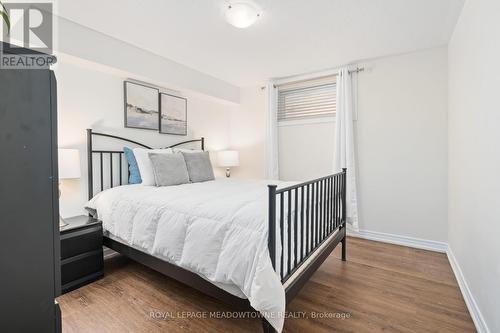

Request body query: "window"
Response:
[277, 75, 336, 122]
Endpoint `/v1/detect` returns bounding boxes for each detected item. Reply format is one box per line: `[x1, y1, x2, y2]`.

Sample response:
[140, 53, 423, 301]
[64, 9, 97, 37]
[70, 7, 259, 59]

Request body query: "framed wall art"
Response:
[159, 92, 187, 135]
[124, 81, 159, 130]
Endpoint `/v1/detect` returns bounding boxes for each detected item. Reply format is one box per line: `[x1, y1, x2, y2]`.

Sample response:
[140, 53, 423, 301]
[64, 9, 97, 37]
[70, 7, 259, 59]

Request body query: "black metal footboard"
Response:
[267, 169, 347, 284]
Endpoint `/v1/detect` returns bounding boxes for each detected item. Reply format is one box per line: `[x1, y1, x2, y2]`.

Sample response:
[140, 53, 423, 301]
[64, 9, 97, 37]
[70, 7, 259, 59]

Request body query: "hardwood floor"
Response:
[58, 237, 476, 333]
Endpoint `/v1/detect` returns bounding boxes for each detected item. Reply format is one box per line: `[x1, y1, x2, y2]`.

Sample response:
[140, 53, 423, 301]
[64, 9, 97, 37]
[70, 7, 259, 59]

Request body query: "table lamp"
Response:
[217, 150, 239, 177]
[58, 148, 81, 227]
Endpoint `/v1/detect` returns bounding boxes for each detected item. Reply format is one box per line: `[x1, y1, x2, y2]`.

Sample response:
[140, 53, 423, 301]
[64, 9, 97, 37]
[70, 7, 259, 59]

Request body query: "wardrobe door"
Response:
[0, 68, 60, 332]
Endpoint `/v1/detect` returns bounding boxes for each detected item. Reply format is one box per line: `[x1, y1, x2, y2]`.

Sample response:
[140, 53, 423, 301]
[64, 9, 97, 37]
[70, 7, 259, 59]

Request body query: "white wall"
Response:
[57, 58, 236, 218]
[229, 86, 267, 179]
[448, 0, 500, 331]
[356, 47, 449, 242]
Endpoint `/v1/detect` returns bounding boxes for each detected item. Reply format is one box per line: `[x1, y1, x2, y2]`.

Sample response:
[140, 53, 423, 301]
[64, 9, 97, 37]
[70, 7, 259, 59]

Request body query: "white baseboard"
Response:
[347, 229, 448, 253]
[447, 249, 490, 333]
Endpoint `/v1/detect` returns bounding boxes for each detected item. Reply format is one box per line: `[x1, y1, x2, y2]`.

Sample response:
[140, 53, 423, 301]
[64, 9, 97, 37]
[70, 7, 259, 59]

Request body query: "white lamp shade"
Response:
[217, 150, 240, 167]
[58, 149, 81, 180]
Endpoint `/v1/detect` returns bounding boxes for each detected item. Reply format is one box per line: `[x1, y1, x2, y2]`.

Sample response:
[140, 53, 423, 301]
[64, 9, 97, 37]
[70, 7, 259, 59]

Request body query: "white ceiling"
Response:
[56, 0, 464, 87]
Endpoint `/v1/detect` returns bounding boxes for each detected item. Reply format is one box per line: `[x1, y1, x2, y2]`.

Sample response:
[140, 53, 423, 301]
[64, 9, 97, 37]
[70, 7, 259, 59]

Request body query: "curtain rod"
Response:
[261, 67, 365, 90]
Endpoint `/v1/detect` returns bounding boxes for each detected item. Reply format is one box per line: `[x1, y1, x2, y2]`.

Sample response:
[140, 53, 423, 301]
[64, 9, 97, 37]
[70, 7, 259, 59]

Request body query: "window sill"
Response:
[278, 116, 336, 127]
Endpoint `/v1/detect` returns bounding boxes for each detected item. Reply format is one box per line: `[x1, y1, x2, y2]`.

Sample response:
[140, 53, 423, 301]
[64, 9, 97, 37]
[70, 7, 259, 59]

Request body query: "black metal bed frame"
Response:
[86, 128, 347, 333]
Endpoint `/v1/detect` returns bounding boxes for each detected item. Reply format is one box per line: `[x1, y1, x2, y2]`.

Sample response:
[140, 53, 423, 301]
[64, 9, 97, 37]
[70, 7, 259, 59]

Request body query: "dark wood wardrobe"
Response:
[0, 42, 61, 332]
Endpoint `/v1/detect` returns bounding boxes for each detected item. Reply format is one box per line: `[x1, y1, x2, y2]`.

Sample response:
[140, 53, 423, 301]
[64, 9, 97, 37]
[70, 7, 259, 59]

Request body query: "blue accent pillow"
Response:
[124, 147, 142, 184]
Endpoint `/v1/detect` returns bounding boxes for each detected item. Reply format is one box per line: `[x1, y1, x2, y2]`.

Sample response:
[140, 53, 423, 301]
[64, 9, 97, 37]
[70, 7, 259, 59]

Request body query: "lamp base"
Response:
[59, 216, 68, 228]
[59, 182, 68, 228]
[225, 168, 231, 178]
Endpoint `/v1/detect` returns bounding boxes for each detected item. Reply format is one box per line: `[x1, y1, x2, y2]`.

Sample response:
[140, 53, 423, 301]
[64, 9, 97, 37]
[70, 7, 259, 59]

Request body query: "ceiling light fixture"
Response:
[225, 2, 261, 29]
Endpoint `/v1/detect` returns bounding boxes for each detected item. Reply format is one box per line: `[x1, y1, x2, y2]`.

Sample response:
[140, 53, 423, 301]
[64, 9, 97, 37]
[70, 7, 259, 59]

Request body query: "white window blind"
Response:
[277, 75, 336, 121]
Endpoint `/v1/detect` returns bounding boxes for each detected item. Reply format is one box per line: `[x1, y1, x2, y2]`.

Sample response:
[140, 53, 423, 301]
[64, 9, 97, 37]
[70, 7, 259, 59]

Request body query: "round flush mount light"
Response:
[225, 2, 262, 29]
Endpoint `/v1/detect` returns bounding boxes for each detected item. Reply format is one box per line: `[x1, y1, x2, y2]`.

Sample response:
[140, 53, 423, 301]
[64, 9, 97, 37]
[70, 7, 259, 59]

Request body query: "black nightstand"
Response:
[60, 216, 104, 294]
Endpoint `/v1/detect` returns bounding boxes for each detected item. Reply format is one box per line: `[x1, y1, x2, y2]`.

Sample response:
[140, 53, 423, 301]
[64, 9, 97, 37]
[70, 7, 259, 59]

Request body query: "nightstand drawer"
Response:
[61, 224, 102, 259]
[61, 249, 103, 285]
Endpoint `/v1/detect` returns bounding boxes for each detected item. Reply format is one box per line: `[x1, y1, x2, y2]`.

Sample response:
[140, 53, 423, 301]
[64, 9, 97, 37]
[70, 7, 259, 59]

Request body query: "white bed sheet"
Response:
[86, 178, 298, 332]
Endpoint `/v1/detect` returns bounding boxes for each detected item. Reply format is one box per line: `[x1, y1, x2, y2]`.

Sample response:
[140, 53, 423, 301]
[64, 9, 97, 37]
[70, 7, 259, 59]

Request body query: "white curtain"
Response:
[266, 82, 279, 179]
[334, 68, 359, 231]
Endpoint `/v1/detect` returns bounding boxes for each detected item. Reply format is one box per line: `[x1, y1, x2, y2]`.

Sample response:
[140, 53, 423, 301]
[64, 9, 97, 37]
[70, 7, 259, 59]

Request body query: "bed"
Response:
[86, 129, 347, 333]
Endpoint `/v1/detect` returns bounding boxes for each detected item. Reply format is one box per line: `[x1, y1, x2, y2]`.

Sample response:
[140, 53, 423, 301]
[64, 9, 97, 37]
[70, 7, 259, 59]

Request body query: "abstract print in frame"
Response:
[160, 92, 187, 135]
[124, 81, 159, 130]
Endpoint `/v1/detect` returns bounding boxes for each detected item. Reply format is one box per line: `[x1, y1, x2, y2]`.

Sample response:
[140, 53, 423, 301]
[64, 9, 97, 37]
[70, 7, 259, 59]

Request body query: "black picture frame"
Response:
[123, 81, 160, 131]
[159, 92, 188, 136]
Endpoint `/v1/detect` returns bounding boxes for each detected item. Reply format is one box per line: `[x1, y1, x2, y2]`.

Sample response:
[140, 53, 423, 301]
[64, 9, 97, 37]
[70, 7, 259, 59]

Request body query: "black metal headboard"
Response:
[87, 129, 205, 199]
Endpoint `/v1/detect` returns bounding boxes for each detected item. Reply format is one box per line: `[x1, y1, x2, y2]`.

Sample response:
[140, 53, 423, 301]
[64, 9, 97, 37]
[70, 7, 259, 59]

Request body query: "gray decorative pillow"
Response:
[181, 151, 215, 183]
[148, 153, 190, 186]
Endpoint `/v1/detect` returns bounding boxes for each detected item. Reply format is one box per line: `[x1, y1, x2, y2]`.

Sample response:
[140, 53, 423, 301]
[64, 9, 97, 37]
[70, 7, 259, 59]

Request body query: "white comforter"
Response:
[86, 178, 296, 332]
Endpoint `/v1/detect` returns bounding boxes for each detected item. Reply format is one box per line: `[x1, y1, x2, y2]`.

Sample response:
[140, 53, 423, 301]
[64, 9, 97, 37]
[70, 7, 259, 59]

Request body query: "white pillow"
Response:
[133, 148, 173, 185]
